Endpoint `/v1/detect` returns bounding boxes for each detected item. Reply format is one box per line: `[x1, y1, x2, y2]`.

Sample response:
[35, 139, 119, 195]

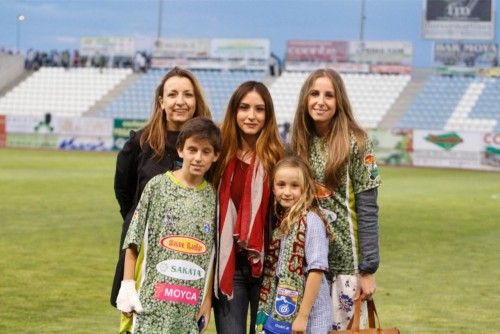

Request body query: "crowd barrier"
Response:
[1, 114, 499, 172]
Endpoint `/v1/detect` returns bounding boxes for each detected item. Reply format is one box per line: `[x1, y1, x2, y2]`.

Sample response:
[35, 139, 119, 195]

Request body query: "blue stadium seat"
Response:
[96, 68, 266, 121]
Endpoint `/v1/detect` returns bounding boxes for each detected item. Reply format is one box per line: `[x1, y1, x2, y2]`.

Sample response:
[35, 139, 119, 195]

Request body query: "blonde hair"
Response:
[291, 69, 366, 190]
[140, 67, 212, 159]
[273, 156, 332, 239]
[214, 81, 284, 186]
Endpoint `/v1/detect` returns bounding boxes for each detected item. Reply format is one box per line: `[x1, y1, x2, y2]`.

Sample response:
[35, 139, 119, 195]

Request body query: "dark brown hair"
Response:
[213, 81, 284, 186]
[176, 117, 221, 153]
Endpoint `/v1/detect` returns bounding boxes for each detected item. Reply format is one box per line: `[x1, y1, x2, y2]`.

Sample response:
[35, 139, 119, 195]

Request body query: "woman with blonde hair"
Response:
[291, 68, 381, 331]
[111, 67, 212, 313]
[213, 81, 284, 334]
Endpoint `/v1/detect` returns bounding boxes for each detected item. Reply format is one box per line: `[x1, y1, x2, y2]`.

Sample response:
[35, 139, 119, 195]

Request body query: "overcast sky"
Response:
[1, 0, 500, 68]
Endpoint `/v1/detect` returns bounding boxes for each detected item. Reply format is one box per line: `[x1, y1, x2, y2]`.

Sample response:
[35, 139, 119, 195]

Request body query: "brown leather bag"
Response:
[331, 298, 400, 334]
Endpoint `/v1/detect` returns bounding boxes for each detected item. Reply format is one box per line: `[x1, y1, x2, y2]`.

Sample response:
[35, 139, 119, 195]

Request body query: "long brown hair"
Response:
[291, 69, 366, 190]
[214, 81, 284, 186]
[272, 156, 333, 239]
[140, 67, 211, 159]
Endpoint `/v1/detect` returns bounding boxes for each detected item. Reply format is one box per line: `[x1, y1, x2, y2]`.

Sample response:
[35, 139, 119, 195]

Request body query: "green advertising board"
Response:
[113, 118, 146, 151]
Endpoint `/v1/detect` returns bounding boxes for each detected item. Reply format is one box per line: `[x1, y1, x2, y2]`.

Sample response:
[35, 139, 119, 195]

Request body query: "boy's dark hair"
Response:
[176, 117, 221, 153]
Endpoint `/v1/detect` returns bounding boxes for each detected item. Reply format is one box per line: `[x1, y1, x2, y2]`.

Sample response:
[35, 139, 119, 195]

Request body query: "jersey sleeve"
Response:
[304, 212, 329, 273]
[355, 188, 380, 274]
[122, 175, 153, 249]
[350, 135, 381, 194]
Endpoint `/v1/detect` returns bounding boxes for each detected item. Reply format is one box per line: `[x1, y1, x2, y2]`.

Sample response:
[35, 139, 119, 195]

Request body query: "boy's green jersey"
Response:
[121, 171, 216, 334]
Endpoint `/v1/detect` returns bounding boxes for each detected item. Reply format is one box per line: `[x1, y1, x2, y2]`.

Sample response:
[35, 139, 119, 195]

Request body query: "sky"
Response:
[1, 0, 500, 68]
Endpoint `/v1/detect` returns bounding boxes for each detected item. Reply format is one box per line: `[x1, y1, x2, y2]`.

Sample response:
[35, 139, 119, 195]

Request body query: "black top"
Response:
[110, 129, 181, 307]
[114, 129, 181, 239]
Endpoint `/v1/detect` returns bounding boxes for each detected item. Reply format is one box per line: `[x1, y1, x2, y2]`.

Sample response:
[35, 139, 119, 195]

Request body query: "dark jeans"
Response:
[214, 265, 262, 334]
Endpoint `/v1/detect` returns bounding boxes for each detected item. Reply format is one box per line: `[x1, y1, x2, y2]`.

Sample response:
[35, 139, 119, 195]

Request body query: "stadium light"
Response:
[359, 0, 366, 42]
[156, 0, 163, 47]
[16, 14, 25, 53]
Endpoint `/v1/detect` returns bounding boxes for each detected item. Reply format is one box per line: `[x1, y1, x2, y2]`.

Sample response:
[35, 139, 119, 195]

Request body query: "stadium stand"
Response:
[0, 52, 25, 94]
[0, 63, 498, 132]
[270, 71, 411, 129]
[397, 76, 500, 132]
[96, 69, 266, 121]
[0, 67, 132, 117]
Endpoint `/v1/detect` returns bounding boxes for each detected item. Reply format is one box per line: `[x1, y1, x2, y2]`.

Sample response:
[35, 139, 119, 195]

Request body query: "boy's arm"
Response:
[116, 246, 143, 314]
[123, 246, 138, 280]
[292, 270, 323, 333]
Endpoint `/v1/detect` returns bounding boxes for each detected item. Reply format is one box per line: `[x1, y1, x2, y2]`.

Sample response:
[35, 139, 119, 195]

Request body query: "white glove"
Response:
[116, 280, 144, 314]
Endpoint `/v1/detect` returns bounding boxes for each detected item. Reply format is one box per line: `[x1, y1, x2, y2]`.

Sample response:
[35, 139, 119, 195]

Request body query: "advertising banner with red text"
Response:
[286, 40, 349, 62]
[481, 132, 500, 169]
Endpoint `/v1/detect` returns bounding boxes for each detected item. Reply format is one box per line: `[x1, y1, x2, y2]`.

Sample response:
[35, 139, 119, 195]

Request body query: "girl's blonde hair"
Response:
[291, 69, 367, 190]
[140, 67, 212, 159]
[273, 156, 332, 239]
[213, 81, 284, 186]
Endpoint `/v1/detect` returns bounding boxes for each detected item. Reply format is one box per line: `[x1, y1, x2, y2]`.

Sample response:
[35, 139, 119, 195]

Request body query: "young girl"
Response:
[213, 81, 284, 334]
[291, 69, 381, 330]
[256, 156, 334, 334]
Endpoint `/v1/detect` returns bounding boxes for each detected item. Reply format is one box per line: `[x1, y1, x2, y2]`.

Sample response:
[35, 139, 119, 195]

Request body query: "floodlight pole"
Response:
[16, 14, 25, 53]
[359, 0, 366, 42]
[156, 0, 163, 45]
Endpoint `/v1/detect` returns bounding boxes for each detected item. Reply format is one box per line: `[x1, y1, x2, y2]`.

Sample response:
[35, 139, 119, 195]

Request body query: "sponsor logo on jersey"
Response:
[155, 283, 199, 305]
[263, 316, 291, 334]
[203, 221, 212, 234]
[156, 259, 205, 281]
[274, 285, 298, 318]
[160, 235, 207, 255]
[314, 181, 334, 199]
[364, 154, 376, 165]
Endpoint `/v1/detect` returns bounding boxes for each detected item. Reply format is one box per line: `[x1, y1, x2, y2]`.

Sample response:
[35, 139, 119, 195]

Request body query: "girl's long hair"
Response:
[273, 156, 332, 239]
[213, 81, 284, 186]
[291, 69, 366, 190]
[140, 67, 211, 159]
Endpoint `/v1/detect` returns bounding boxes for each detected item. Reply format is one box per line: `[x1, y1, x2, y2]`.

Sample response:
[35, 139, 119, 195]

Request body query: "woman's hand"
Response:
[356, 273, 376, 301]
[196, 296, 212, 333]
[292, 313, 308, 334]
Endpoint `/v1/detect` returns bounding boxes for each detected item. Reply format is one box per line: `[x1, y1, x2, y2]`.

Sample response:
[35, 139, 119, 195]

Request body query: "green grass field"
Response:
[1, 148, 499, 333]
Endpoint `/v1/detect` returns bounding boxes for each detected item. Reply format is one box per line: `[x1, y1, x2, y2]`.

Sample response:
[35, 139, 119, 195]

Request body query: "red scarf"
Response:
[215, 155, 270, 299]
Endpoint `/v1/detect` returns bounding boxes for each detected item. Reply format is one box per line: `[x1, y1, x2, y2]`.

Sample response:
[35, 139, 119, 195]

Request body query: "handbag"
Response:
[331, 298, 400, 334]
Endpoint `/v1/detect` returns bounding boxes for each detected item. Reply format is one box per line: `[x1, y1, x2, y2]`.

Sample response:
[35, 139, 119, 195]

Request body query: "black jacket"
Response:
[110, 129, 181, 307]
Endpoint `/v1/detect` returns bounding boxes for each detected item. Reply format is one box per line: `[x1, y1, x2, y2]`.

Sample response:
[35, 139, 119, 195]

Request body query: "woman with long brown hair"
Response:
[213, 81, 284, 334]
[291, 69, 381, 331]
[110, 67, 212, 315]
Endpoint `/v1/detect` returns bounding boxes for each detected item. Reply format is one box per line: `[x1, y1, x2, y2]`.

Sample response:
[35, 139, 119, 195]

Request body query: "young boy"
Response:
[116, 117, 221, 334]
